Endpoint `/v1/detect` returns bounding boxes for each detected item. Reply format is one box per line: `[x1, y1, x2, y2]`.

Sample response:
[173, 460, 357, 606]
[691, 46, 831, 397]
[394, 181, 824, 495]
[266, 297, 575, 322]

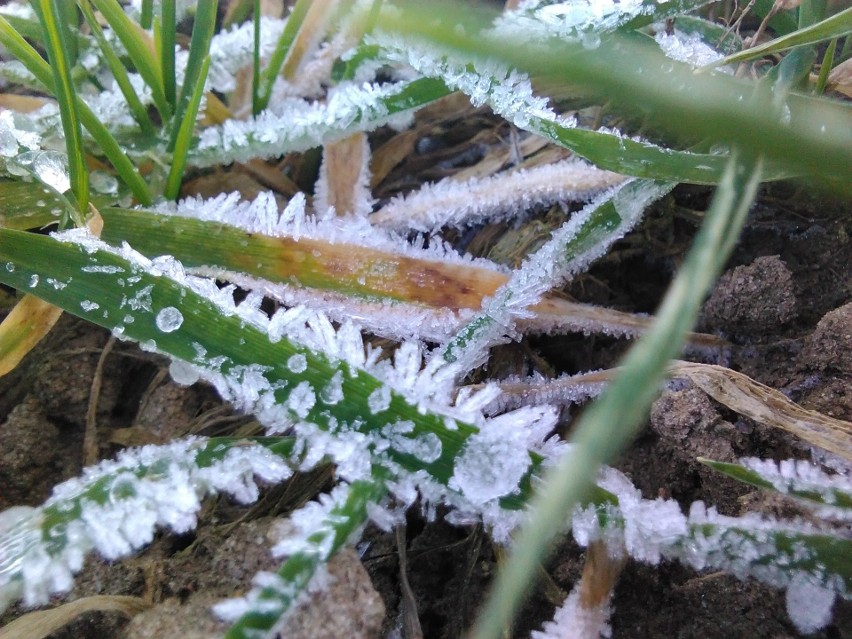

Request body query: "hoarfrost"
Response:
[368, 386, 392, 414]
[656, 31, 727, 69]
[785, 574, 836, 634]
[372, 159, 625, 232]
[80, 300, 99, 312]
[0, 438, 291, 608]
[531, 585, 612, 639]
[289, 381, 317, 419]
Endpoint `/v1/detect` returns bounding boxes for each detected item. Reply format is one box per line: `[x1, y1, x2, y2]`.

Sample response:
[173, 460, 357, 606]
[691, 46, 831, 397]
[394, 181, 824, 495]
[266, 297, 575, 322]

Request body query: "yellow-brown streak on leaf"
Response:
[319, 132, 369, 216]
[0, 294, 64, 378]
[0, 595, 149, 639]
[230, 234, 509, 310]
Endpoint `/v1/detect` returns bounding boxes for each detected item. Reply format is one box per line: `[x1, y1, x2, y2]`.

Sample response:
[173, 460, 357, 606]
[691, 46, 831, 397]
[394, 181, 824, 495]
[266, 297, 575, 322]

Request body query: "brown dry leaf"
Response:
[0, 596, 149, 639]
[673, 361, 852, 461]
[371, 130, 418, 187]
[317, 132, 371, 216]
[827, 57, 852, 99]
[0, 94, 50, 113]
[282, 0, 338, 80]
[486, 361, 852, 461]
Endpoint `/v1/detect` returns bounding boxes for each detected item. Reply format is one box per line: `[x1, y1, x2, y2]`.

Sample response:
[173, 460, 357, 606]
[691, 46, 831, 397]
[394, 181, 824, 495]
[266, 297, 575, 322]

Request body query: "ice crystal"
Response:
[532, 586, 613, 639]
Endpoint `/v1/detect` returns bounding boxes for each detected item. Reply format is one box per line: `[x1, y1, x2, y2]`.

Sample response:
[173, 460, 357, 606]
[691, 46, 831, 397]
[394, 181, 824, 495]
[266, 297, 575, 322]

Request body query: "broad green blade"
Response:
[0, 228, 530, 510]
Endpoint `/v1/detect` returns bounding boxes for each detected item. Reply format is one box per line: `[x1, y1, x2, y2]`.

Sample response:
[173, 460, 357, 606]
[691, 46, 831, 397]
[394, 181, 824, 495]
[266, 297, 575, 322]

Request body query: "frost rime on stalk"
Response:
[0, 438, 292, 610]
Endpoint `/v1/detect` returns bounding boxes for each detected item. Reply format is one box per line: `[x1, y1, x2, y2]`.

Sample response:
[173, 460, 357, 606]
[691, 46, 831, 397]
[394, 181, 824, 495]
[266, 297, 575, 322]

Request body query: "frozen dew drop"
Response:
[169, 360, 200, 386]
[0, 126, 18, 157]
[32, 151, 70, 193]
[90, 170, 118, 195]
[4, 262, 14, 272]
[155, 307, 184, 333]
[28, 274, 38, 288]
[287, 353, 308, 374]
[581, 30, 601, 50]
[80, 300, 99, 312]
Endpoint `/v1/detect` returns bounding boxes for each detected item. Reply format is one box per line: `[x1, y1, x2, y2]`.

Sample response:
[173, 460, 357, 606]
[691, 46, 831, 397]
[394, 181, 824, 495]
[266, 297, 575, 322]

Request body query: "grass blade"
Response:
[167, 0, 218, 152]
[0, 228, 533, 509]
[89, 0, 171, 120]
[79, 0, 155, 136]
[34, 0, 88, 219]
[0, 15, 152, 205]
[160, 0, 176, 109]
[469, 148, 763, 639]
[165, 55, 210, 199]
[254, 0, 311, 114]
[222, 472, 389, 639]
[711, 7, 852, 67]
[378, 2, 852, 184]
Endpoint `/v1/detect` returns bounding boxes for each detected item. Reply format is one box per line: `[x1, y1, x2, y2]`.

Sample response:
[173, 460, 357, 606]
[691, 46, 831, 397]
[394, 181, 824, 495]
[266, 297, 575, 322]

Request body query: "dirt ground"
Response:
[1, 104, 851, 638]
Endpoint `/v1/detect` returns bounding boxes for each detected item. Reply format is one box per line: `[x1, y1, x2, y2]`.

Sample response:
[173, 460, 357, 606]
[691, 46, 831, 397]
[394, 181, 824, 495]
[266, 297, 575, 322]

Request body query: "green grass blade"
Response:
[223, 471, 389, 639]
[0, 15, 153, 205]
[254, 0, 311, 114]
[160, 0, 176, 109]
[251, 0, 260, 115]
[79, 0, 155, 136]
[34, 0, 88, 220]
[469, 149, 763, 639]
[815, 38, 837, 94]
[89, 0, 171, 120]
[712, 7, 852, 66]
[139, 0, 153, 29]
[165, 55, 210, 199]
[167, 0, 218, 152]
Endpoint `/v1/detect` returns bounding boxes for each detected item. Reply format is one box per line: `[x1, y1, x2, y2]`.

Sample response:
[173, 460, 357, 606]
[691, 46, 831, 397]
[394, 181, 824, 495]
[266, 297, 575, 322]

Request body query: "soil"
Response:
[1, 105, 851, 638]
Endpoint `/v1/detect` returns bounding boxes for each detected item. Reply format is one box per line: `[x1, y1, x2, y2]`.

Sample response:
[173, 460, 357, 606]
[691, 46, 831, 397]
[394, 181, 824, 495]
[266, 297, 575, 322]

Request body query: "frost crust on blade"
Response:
[0, 438, 291, 609]
[373, 159, 625, 232]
